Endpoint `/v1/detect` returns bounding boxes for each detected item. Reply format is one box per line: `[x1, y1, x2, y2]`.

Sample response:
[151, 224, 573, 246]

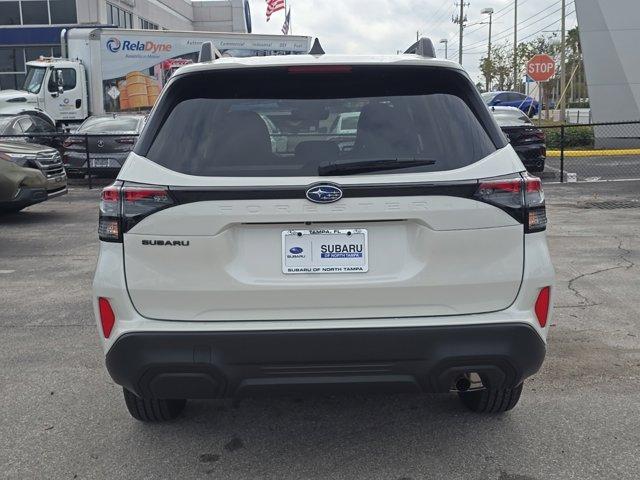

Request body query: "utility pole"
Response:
[452, 2, 469, 65]
[560, 0, 566, 122]
[481, 7, 494, 91]
[440, 38, 449, 59]
[513, 0, 518, 92]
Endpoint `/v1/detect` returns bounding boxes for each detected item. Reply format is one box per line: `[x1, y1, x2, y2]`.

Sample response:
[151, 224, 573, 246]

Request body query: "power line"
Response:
[420, 0, 456, 36]
[463, 6, 575, 55]
[462, 0, 565, 51]
[448, 0, 534, 55]
[463, 1, 574, 53]
[518, 8, 575, 42]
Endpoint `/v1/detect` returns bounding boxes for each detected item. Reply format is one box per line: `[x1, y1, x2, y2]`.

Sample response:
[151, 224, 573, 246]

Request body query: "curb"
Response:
[547, 149, 640, 157]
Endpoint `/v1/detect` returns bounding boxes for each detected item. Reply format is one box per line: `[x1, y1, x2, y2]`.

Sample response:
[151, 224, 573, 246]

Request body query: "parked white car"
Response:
[93, 50, 555, 421]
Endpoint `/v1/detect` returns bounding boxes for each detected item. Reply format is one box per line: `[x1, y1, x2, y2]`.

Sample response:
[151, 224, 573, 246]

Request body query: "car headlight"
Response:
[3, 153, 35, 167]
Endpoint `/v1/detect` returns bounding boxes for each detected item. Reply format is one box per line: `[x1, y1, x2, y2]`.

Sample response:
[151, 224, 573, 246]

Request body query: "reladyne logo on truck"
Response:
[106, 37, 172, 54]
[106, 37, 121, 53]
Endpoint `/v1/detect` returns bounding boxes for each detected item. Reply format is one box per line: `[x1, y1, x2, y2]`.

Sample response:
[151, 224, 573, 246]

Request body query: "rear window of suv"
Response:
[136, 65, 506, 177]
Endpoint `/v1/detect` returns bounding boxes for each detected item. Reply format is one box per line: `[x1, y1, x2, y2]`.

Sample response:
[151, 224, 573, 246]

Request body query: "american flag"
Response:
[281, 8, 291, 34]
[266, 0, 285, 21]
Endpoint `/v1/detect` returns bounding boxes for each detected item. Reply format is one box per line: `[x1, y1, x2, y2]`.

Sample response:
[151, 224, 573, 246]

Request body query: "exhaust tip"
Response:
[455, 376, 471, 392]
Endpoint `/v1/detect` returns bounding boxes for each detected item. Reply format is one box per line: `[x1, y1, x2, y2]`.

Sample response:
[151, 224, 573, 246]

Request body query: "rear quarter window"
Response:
[137, 65, 506, 177]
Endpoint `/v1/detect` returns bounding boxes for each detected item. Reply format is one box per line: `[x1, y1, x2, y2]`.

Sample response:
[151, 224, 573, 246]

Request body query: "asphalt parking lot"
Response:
[544, 154, 640, 182]
[1, 181, 639, 480]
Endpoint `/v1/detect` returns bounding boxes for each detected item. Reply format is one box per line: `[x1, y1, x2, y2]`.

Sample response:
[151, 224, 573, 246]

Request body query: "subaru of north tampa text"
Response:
[93, 51, 555, 421]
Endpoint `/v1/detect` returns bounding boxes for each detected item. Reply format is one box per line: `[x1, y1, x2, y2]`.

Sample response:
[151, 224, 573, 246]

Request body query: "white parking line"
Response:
[0, 270, 16, 274]
[544, 177, 640, 184]
[543, 163, 578, 182]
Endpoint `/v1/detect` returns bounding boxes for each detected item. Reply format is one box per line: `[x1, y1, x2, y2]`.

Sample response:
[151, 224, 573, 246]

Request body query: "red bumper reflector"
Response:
[534, 287, 551, 328]
[98, 297, 116, 338]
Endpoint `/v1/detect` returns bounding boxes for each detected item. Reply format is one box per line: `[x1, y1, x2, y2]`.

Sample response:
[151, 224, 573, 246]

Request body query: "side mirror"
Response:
[53, 69, 64, 93]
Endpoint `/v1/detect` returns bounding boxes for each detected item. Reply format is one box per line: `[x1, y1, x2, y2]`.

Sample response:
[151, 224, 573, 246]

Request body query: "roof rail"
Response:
[404, 37, 436, 58]
[198, 41, 222, 63]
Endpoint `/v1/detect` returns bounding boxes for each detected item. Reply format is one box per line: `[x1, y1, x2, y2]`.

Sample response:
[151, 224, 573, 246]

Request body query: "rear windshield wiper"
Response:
[318, 157, 436, 176]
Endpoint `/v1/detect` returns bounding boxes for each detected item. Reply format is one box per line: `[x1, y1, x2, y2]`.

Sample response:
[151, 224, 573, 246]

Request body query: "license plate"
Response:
[90, 158, 113, 168]
[282, 229, 368, 274]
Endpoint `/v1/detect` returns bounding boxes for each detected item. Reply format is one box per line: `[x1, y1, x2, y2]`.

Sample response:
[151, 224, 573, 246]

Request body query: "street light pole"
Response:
[513, 0, 518, 91]
[440, 38, 449, 59]
[560, 0, 566, 122]
[458, 1, 465, 64]
[481, 7, 494, 91]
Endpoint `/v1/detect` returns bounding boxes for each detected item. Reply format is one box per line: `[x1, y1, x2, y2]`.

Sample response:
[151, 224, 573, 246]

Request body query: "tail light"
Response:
[98, 182, 122, 242]
[534, 130, 545, 141]
[475, 173, 546, 233]
[98, 297, 116, 338]
[534, 287, 551, 328]
[98, 182, 174, 242]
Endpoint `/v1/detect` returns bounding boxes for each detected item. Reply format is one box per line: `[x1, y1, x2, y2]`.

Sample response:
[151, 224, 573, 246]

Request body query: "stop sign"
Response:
[527, 54, 556, 82]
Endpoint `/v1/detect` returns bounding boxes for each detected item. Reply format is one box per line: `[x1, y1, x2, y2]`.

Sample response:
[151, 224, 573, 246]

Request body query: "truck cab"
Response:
[0, 59, 88, 127]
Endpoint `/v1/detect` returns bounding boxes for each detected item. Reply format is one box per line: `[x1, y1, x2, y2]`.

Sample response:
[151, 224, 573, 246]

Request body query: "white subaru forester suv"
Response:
[93, 44, 554, 421]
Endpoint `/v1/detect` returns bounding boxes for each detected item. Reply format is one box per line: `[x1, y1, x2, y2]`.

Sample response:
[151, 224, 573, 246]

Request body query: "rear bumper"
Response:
[105, 323, 545, 399]
[515, 145, 546, 171]
[63, 152, 126, 175]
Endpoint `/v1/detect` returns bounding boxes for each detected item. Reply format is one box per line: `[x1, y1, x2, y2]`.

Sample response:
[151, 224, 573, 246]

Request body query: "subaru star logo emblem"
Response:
[289, 247, 303, 254]
[306, 184, 343, 204]
[97, 140, 105, 148]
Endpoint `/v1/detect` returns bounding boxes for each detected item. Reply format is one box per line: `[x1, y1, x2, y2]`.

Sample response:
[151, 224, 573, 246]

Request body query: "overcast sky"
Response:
[248, 0, 578, 83]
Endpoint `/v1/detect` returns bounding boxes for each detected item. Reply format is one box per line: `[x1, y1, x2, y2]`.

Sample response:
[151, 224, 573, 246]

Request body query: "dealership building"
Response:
[576, 0, 640, 123]
[0, 0, 251, 90]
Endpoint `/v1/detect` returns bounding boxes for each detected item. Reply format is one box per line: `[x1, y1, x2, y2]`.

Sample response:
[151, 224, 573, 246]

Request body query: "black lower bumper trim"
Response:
[105, 323, 546, 399]
[0, 187, 48, 211]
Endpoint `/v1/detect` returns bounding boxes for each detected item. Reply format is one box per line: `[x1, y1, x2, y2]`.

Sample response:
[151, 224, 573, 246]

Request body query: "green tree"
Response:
[480, 43, 514, 91]
[479, 27, 587, 104]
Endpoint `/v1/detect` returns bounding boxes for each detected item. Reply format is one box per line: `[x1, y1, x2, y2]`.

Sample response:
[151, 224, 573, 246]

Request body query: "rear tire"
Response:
[122, 388, 186, 422]
[458, 383, 523, 413]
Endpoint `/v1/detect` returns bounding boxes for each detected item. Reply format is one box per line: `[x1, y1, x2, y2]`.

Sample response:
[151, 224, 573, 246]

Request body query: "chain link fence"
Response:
[2, 122, 640, 187]
[538, 120, 640, 182]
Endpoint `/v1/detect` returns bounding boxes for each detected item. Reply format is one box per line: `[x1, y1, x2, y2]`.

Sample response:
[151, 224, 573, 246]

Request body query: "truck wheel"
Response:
[458, 383, 523, 413]
[123, 388, 186, 422]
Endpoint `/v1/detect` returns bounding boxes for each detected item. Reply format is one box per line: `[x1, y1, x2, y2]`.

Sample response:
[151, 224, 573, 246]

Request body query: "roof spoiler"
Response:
[404, 37, 436, 58]
[198, 41, 222, 63]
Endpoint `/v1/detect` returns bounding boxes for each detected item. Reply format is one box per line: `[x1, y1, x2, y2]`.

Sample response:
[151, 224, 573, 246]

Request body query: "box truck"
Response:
[0, 28, 313, 128]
